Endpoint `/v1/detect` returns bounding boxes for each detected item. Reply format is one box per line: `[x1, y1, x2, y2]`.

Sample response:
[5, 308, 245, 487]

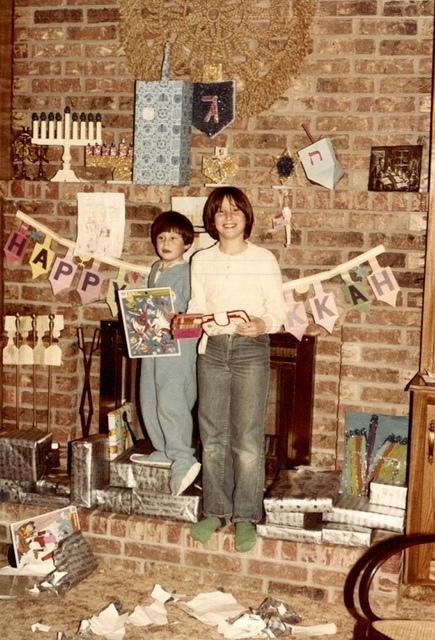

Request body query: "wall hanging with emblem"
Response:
[120, 0, 316, 118]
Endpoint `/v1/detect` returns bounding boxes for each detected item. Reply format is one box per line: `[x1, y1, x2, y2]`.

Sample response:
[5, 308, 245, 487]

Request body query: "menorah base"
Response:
[50, 168, 82, 182]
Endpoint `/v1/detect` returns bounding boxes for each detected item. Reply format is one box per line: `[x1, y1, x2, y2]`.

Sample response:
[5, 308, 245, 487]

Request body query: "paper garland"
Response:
[7, 212, 397, 333]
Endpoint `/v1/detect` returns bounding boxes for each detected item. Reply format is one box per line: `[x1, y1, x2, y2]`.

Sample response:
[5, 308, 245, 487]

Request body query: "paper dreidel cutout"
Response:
[298, 137, 344, 190]
[77, 261, 103, 304]
[29, 235, 55, 279]
[49, 248, 78, 295]
[4, 223, 30, 265]
[309, 282, 339, 333]
[367, 258, 400, 307]
[341, 272, 372, 314]
[192, 80, 235, 138]
[283, 289, 308, 341]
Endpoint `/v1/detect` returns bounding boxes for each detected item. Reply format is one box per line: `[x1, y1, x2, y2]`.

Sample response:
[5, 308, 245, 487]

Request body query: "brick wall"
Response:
[0, 500, 401, 604]
[1, 1, 434, 474]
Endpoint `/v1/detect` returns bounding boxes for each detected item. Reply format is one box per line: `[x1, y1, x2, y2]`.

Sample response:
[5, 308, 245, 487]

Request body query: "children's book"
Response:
[10, 505, 80, 572]
[117, 287, 180, 358]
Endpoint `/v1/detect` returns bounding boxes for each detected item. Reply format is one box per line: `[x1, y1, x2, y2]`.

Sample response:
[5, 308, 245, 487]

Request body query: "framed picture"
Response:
[368, 145, 422, 192]
[117, 287, 180, 358]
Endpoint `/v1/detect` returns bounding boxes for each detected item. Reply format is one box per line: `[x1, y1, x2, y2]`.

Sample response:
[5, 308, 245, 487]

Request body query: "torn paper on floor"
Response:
[182, 591, 246, 627]
[87, 602, 129, 640]
[127, 601, 168, 627]
[218, 613, 267, 639]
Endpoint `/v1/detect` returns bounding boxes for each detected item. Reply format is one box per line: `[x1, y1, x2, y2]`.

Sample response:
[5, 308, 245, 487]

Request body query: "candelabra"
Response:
[31, 107, 103, 182]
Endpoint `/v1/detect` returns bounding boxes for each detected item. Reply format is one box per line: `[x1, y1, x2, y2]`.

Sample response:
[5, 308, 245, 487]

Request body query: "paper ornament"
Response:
[4, 223, 30, 265]
[298, 137, 344, 190]
[367, 258, 399, 307]
[309, 282, 339, 333]
[77, 261, 103, 304]
[284, 290, 309, 341]
[341, 273, 372, 313]
[49, 248, 78, 295]
[29, 235, 55, 279]
[192, 80, 235, 138]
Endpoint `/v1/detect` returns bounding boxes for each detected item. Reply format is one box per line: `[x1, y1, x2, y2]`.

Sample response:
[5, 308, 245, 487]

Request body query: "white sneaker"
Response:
[174, 462, 201, 496]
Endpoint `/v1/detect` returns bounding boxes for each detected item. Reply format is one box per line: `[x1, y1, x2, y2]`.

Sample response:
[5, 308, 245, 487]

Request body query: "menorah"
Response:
[31, 107, 103, 182]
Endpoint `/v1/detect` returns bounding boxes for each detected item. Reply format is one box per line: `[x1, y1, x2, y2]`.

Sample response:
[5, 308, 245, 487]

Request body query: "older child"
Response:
[138, 211, 200, 496]
[188, 187, 287, 551]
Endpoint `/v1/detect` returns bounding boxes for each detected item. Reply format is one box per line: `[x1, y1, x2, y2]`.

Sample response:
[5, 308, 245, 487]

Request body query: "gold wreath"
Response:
[119, 0, 316, 117]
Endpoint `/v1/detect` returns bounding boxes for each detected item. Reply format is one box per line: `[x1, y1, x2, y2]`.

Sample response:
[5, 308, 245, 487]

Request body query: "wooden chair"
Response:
[344, 532, 435, 639]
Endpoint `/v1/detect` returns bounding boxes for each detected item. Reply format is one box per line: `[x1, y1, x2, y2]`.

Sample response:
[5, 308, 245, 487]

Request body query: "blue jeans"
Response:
[197, 334, 270, 523]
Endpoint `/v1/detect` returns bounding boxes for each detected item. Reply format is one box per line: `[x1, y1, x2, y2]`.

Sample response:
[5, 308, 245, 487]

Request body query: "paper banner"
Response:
[284, 290, 309, 341]
[49, 248, 77, 295]
[309, 282, 339, 333]
[4, 223, 30, 265]
[341, 272, 372, 313]
[192, 81, 235, 138]
[77, 261, 103, 304]
[106, 268, 128, 316]
[367, 258, 399, 306]
[29, 235, 55, 279]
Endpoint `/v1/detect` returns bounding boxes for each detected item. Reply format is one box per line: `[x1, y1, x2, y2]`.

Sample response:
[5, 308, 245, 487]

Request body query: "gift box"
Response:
[369, 481, 407, 510]
[70, 434, 109, 508]
[94, 487, 132, 514]
[0, 428, 52, 482]
[131, 487, 202, 522]
[257, 523, 323, 544]
[323, 495, 405, 533]
[107, 402, 135, 461]
[20, 492, 71, 508]
[0, 478, 34, 502]
[110, 441, 171, 494]
[266, 510, 323, 529]
[133, 45, 193, 186]
[321, 523, 372, 547]
[263, 467, 341, 514]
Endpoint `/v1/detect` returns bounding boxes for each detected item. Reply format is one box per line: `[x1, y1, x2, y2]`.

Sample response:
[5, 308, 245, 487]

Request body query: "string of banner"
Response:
[5, 210, 398, 340]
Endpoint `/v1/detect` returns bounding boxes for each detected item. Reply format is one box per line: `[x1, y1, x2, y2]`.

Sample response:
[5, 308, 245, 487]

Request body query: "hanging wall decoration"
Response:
[368, 145, 422, 192]
[133, 44, 193, 186]
[202, 146, 239, 185]
[120, 0, 316, 118]
[298, 125, 345, 190]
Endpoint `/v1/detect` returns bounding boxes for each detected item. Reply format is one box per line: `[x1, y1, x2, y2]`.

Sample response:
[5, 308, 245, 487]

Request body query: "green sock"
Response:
[191, 516, 222, 544]
[235, 521, 257, 552]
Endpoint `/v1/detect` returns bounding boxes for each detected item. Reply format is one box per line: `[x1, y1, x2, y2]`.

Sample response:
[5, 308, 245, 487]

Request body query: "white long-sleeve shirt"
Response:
[187, 241, 287, 334]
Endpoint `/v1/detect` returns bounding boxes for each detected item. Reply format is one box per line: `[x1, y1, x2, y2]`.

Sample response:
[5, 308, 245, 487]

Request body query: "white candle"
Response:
[48, 112, 55, 140]
[32, 114, 39, 139]
[40, 113, 47, 139]
[87, 114, 94, 141]
[72, 113, 79, 140]
[95, 113, 102, 141]
[55, 113, 62, 138]
[64, 107, 71, 140]
[80, 113, 87, 140]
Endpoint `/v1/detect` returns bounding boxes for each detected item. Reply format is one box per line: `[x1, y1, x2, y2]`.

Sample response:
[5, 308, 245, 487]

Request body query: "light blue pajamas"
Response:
[139, 260, 198, 491]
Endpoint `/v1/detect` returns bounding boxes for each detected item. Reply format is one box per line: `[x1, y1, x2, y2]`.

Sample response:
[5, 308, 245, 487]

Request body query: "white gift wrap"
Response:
[110, 444, 171, 494]
[94, 487, 132, 514]
[323, 495, 405, 533]
[257, 523, 323, 544]
[321, 523, 372, 547]
[369, 482, 407, 510]
[0, 428, 52, 482]
[264, 468, 341, 514]
[266, 510, 323, 529]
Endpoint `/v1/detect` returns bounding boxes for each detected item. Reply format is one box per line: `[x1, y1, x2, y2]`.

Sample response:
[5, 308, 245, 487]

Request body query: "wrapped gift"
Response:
[266, 510, 323, 529]
[131, 487, 202, 522]
[369, 481, 407, 510]
[110, 441, 171, 494]
[107, 402, 135, 461]
[321, 523, 372, 547]
[70, 434, 109, 508]
[257, 523, 323, 544]
[94, 487, 132, 514]
[263, 467, 341, 514]
[133, 44, 193, 186]
[323, 495, 405, 533]
[0, 428, 52, 482]
[0, 478, 34, 502]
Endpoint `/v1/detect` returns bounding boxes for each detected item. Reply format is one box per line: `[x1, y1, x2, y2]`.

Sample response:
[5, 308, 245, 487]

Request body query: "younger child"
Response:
[139, 211, 200, 496]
